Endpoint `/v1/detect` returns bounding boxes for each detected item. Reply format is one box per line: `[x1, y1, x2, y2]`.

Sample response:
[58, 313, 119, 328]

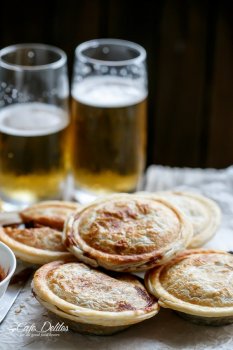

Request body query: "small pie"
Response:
[0, 200, 81, 264]
[145, 250, 233, 326]
[0, 225, 73, 264]
[138, 191, 221, 248]
[20, 200, 81, 230]
[32, 260, 159, 335]
[63, 193, 193, 272]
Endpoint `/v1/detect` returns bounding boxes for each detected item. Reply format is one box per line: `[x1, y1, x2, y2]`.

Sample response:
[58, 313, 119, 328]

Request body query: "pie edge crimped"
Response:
[0, 226, 73, 264]
[145, 249, 233, 317]
[172, 191, 221, 248]
[138, 191, 221, 248]
[62, 193, 193, 272]
[32, 260, 159, 327]
[20, 200, 81, 230]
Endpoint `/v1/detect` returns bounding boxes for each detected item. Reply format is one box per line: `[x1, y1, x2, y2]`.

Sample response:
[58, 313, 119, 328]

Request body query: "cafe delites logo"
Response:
[8, 321, 69, 337]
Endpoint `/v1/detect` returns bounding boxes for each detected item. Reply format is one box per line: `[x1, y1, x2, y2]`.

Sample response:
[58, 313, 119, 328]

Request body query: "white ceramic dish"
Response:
[0, 241, 16, 300]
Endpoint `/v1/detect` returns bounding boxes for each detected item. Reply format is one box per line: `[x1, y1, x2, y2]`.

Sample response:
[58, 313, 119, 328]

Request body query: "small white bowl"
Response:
[0, 241, 16, 300]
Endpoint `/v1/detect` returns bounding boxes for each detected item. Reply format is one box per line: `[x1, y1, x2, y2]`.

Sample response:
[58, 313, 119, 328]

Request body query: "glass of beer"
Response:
[71, 39, 147, 202]
[0, 43, 70, 207]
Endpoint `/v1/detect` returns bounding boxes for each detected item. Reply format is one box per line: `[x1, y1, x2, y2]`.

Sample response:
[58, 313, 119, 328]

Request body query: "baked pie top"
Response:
[4, 227, 66, 252]
[150, 191, 221, 248]
[145, 250, 233, 317]
[63, 194, 193, 271]
[20, 200, 81, 230]
[32, 260, 159, 326]
[0, 200, 80, 264]
[0, 224, 72, 264]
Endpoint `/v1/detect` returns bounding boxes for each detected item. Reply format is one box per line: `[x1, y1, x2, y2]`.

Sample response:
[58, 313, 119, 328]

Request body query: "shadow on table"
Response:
[27, 308, 233, 350]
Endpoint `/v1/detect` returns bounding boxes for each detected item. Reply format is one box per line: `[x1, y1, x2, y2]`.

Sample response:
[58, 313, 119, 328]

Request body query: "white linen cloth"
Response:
[1, 165, 233, 350]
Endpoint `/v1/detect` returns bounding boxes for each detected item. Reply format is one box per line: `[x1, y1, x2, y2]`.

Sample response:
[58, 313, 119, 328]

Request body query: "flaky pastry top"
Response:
[63, 194, 193, 271]
[20, 200, 81, 230]
[45, 262, 155, 312]
[146, 250, 233, 316]
[148, 191, 221, 248]
[78, 197, 180, 255]
[32, 260, 159, 326]
[4, 226, 66, 252]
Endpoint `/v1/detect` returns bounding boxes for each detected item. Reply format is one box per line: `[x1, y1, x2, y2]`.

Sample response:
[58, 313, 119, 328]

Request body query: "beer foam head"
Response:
[72, 76, 147, 108]
[0, 103, 69, 136]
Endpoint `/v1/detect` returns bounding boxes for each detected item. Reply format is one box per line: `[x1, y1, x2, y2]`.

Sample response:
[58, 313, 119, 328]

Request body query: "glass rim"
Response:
[75, 38, 147, 66]
[0, 43, 67, 71]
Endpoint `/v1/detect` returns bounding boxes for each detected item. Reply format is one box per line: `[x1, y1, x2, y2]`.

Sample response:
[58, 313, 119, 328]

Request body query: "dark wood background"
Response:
[0, 0, 232, 168]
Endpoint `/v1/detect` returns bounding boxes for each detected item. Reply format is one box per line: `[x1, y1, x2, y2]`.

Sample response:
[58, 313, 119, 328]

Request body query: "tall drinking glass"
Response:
[0, 44, 70, 207]
[71, 39, 147, 202]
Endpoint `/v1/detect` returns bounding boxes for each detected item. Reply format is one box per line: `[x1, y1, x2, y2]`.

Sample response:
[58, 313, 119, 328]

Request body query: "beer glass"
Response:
[0, 44, 69, 206]
[71, 39, 147, 201]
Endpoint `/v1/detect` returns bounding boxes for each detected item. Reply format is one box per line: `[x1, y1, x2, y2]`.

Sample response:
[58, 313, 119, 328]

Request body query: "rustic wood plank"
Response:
[207, 0, 233, 168]
[0, 0, 102, 75]
[0, 0, 54, 45]
[154, 0, 209, 167]
[48, 0, 102, 75]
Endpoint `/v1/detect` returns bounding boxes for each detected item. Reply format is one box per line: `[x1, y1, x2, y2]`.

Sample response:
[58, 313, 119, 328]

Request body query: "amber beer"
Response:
[71, 76, 147, 194]
[0, 103, 69, 203]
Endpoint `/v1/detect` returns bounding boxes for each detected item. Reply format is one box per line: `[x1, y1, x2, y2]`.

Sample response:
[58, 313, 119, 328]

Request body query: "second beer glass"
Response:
[71, 39, 147, 200]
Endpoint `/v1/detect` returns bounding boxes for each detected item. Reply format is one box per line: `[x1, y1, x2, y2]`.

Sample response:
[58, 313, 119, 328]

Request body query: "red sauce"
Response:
[0, 266, 6, 282]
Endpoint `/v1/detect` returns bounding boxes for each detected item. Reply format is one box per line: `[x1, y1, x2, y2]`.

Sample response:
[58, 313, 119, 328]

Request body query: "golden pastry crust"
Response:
[36, 296, 131, 335]
[0, 226, 72, 264]
[4, 227, 67, 252]
[140, 191, 221, 248]
[20, 200, 81, 230]
[145, 250, 233, 317]
[32, 261, 159, 328]
[63, 194, 193, 272]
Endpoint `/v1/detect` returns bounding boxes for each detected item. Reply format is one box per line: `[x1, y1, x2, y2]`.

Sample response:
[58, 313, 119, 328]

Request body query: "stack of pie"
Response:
[33, 193, 193, 334]
[1, 190, 231, 335]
